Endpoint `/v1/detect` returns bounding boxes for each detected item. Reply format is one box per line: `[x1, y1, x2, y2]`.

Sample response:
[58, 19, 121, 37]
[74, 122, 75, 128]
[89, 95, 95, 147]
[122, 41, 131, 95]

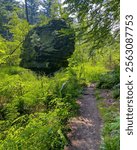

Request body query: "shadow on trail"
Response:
[65, 85, 102, 150]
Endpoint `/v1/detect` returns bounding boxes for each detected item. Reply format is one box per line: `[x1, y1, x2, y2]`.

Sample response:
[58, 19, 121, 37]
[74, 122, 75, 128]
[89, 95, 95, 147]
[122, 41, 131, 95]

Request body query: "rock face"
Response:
[20, 19, 75, 74]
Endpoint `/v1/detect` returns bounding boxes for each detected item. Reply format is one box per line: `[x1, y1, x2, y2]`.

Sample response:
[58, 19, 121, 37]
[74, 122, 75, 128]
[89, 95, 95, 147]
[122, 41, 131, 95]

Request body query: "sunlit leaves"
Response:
[64, 0, 120, 51]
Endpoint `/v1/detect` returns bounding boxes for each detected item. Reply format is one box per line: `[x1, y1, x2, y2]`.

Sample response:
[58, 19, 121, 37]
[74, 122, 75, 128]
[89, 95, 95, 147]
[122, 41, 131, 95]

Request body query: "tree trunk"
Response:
[25, 0, 29, 23]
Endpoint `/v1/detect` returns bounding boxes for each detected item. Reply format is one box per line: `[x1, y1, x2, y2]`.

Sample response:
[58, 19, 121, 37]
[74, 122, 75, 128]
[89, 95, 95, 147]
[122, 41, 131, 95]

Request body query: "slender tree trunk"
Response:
[25, 0, 29, 23]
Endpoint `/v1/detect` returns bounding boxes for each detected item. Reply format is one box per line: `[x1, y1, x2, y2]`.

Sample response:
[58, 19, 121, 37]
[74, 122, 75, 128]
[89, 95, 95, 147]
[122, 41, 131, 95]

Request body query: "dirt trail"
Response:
[65, 85, 102, 150]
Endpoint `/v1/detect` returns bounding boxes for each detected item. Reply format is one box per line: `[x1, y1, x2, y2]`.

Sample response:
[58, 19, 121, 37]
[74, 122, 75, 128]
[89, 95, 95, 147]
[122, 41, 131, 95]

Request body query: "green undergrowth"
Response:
[95, 67, 120, 150]
[96, 66, 120, 90]
[0, 63, 118, 149]
[99, 100, 120, 150]
[72, 63, 108, 85]
[0, 66, 82, 150]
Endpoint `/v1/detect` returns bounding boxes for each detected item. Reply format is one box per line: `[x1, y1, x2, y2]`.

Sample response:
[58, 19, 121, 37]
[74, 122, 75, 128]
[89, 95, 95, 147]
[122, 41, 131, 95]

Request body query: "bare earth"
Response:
[64, 85, 102, 150]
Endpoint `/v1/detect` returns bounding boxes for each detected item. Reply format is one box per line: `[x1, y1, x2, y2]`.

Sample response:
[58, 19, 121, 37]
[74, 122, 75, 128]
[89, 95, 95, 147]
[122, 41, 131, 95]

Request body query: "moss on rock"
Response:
[20, 19, 75, 74]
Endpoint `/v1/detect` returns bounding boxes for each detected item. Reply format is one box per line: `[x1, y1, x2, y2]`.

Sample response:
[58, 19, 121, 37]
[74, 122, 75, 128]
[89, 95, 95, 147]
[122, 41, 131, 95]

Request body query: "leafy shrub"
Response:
[101, 116, 120, 150]
[97, 66, 120, 89]
[0, 112, 68, 150]
[0, 66, 81, 149]
[112, 87, 120, 99]
[71, 63, 108, 85]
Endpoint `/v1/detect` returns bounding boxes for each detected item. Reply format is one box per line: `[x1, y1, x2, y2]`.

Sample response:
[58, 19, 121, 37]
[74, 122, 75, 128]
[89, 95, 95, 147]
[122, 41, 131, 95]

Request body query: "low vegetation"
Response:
[0, 53, 120, 150]
[95, 69, 120, 150]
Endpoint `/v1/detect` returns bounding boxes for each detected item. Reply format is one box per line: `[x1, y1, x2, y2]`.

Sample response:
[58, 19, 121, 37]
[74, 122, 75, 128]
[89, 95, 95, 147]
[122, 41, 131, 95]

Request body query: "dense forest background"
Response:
[0, 0, 120, 149]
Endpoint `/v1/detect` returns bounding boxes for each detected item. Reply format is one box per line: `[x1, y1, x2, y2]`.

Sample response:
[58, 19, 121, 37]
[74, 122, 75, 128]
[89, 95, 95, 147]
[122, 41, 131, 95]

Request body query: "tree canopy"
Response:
[64, 0, 120, 51]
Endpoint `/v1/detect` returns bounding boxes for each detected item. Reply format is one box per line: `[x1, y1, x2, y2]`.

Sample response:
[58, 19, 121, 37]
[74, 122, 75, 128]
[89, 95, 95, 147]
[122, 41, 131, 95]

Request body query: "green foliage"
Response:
[0, 0, 20, 39]
[65, 0, 120, 50]
[0, 112, 68, 150]
[39, 0, 62, 19]
[92, 43, 120, 69]
[20, 19, 75, 74]
[101, 117, 120, 150]
[92, 61, 120, 150]
[96, 89, 120, 150]
[96, 66, 120, 89]
[0, 1, 120, 149]
[0, 66, 81, 149]
[0, 12, 30, 66]
[8, 12, 30, 42]
[112, 85, 120, 99]
[24, 0, 63, 24]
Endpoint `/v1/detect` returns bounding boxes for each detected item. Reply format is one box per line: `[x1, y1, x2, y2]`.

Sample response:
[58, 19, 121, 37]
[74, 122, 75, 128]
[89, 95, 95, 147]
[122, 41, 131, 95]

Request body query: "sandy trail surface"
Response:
[65, 85, 102, 150]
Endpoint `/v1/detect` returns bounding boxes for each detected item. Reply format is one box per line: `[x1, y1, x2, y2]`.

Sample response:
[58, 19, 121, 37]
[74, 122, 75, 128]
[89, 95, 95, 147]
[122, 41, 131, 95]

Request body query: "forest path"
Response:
[64, 84, 102, 150]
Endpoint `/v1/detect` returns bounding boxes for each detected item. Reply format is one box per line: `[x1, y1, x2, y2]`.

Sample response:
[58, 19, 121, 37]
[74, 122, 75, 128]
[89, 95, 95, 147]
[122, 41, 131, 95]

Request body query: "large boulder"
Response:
[20, 19, 75, 74]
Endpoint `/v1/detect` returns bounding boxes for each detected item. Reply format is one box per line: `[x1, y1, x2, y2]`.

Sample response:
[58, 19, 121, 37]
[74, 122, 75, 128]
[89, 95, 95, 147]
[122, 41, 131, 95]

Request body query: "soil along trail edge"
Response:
[65, 85, 102, 150]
